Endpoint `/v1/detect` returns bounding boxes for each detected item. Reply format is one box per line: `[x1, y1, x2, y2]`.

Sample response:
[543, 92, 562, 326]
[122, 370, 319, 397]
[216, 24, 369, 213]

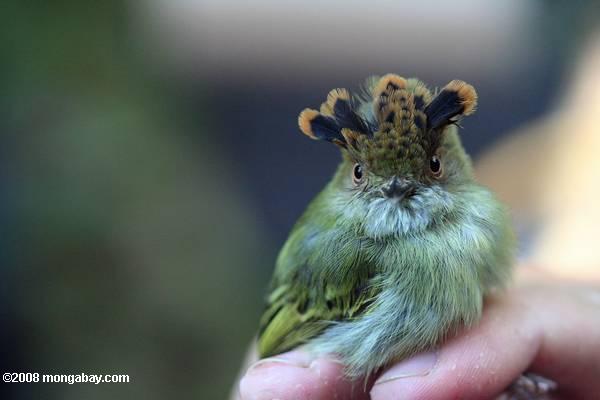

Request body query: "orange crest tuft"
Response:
[296, 74, 478, 170]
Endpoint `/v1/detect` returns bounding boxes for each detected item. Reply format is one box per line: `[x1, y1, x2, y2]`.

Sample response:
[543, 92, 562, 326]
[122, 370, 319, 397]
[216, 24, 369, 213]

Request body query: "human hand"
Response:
[231, 268, 600, 400]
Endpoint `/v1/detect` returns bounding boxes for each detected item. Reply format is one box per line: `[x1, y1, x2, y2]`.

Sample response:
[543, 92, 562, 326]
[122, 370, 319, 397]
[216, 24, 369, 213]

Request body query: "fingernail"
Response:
[245, 351, 312, 374]
[374, 351, 438, 385]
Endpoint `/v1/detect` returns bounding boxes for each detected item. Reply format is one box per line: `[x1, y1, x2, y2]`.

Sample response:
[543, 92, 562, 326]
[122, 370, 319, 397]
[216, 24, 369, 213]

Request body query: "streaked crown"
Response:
[298, 74, 477, 176]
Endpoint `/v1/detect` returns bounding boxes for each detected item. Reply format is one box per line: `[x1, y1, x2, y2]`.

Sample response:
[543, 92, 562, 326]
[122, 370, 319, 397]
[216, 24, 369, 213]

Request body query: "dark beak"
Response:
[381, 177, 416, 199]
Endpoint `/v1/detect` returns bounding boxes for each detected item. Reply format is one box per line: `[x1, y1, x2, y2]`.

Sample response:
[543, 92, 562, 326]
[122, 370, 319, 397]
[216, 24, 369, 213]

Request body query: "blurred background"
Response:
[1, 1, 599, 399]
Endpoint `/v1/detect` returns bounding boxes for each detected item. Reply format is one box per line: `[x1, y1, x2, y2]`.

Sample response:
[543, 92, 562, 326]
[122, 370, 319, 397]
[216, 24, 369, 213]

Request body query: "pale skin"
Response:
[232, 267, 600, 400]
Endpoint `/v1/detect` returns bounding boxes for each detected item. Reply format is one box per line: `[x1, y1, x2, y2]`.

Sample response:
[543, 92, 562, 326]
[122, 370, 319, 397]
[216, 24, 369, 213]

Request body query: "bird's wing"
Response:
[257, 263, 378, 358]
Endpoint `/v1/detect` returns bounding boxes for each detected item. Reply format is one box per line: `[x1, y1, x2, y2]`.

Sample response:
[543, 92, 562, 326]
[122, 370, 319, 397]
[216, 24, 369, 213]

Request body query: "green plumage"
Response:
[258, 75, 515, 378]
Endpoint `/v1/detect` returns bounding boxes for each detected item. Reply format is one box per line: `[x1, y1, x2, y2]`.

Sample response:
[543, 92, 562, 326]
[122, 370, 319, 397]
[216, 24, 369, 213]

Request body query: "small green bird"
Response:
[257, 74, 515, 379]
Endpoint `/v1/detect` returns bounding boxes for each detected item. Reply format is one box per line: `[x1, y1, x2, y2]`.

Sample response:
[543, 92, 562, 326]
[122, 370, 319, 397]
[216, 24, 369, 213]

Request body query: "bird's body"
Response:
[257, 75, 514, 379]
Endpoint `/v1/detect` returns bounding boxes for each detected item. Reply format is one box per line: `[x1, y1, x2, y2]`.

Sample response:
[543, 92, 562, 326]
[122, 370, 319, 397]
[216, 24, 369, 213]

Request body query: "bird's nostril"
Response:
[382, 178, 415, 199]
[382, 178, 399, 198]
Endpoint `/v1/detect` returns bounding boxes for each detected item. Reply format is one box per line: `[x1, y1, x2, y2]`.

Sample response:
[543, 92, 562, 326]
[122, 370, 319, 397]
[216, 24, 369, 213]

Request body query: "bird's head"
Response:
[298, 74, 479, 238]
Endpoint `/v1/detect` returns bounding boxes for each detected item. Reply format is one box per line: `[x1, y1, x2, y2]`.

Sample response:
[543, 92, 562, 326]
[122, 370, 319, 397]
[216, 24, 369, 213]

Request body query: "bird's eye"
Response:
[352, 163, 364, 184]
[429, 155, 442, 177]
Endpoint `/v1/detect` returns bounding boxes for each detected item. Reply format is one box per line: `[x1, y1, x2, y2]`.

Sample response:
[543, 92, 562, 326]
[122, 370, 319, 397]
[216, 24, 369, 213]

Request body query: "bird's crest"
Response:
[298, 74, 477, 174]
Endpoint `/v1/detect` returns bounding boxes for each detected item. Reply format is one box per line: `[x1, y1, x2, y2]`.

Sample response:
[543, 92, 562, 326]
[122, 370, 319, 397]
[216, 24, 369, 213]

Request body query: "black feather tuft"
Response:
[310, 114, 346, 143]
[332, 99, 371, 134]
[425, 80, 477, 131]
[425, 90, 463, 130]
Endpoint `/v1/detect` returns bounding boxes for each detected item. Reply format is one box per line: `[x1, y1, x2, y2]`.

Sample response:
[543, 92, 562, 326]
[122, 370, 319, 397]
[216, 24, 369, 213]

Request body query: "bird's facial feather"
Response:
[330, 155, 457, 238]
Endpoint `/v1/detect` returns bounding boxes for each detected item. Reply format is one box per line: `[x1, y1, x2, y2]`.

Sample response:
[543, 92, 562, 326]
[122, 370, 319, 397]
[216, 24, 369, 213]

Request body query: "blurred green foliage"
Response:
[2, 2, 269, 399]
